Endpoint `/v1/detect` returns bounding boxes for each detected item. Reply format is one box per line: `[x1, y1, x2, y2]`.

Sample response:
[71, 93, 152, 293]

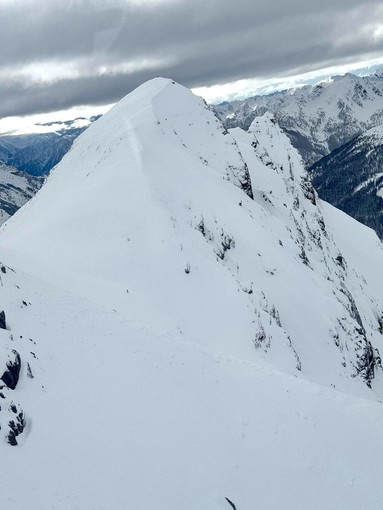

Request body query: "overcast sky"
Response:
[1, 0, 383, 126]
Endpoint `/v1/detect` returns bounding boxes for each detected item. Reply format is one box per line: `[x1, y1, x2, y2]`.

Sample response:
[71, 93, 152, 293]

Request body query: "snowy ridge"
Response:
[214, 68, 383, 165]
[3, 79, 382, 392]
[231, 115, 383, 390]
[0, 79, 383, 508]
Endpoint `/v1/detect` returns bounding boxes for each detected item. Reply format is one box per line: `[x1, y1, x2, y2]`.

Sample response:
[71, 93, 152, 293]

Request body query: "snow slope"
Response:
[0, 78, 383, 509]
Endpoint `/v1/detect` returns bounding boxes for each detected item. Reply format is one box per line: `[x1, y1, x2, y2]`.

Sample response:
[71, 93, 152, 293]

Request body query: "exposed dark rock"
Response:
[7, 410, 25, 446]
[254, 326, 267, 349]
[288, 336, 302, 371]
[0, 310, 6, 330]
[336, 254, 346, 270]
[27, 362, 34, 379]
[221, 232, 235, 253]
[239, 163, 254, 200]
[196, 217, 205, 237]
[301, 176, 317, 205]
[7, 429, 17, 446]
[1, 350, 21, 390]
[377, 313, 383, 334]
[339, 284, 364, 330]
[357, 341, 377, 388]
[225, 497, 237, 510]
[318, 217, 327, 236]
[299, 247, 310, 266]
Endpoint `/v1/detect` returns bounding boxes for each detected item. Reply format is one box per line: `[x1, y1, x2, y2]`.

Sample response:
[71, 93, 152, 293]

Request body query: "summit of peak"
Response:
[81, 77, 212, 143]
[248, 111, 281, 136]
[0, 76, 253, 283]
[102, 77, 192, 118]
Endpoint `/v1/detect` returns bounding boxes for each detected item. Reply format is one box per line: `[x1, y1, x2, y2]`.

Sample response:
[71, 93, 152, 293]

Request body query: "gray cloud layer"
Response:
[1, 0, 383, 117]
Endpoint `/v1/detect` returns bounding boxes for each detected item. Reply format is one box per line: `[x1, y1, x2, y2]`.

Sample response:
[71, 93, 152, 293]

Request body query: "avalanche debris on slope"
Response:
[0, 78, 383, 509]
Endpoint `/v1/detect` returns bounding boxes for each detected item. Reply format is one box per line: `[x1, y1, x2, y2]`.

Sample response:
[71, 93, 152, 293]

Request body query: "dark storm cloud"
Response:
[1, 0, 383, 117]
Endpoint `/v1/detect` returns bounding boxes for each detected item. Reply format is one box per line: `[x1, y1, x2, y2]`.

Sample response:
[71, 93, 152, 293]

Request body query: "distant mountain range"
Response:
[214, 67, 383, 238]
[0, 162, 42, 223]
[0, 116, 100, 176]
[310, 125, 383, 238]
[214, 66, 383, 167]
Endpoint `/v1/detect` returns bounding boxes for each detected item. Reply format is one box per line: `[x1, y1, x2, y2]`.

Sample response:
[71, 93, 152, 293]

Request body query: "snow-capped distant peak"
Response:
[214, 68, 383, 166]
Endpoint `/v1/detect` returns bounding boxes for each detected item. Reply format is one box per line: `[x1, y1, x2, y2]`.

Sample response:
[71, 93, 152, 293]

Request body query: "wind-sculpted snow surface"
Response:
[0, 79, 383, 509]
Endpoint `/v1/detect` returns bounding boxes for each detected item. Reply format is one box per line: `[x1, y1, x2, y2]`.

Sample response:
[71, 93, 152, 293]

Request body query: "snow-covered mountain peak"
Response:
[374, 65, 383, 78]
[248, 111, 276, 131]
[51, 76, 253, 200]
[246, 112, 305, 180]
[1, 78, 256, 345]
[1, 80, 383, 508]
[2, 81, 383, 396]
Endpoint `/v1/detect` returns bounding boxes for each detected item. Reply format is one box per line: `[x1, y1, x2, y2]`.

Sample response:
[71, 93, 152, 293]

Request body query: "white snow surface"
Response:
[1, 78, 383, 509]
